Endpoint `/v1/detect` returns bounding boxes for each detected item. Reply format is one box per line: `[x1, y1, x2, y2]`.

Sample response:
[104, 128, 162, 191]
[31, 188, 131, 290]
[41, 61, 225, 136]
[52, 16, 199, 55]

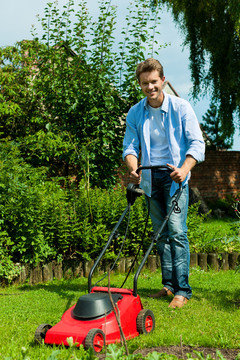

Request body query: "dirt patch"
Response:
[98, 346, 240, 359]
[133, 346, 240, 360]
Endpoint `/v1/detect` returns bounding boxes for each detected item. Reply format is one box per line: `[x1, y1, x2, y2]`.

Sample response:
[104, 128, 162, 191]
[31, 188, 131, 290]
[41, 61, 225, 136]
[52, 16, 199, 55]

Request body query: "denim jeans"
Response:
[146, 169, 192, 299]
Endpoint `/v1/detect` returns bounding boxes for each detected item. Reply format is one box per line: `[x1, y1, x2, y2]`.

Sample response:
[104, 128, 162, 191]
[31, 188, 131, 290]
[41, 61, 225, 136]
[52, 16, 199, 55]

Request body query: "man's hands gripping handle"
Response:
[127, 165, 183, 205]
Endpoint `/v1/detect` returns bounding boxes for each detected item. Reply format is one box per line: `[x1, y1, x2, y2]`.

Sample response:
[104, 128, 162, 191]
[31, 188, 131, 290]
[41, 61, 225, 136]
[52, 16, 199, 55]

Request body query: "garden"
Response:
[0, 139, 240, 284]
[0, 141, 239, 359]
[0, 0, 239, 284]
[0, 1, 240, 359]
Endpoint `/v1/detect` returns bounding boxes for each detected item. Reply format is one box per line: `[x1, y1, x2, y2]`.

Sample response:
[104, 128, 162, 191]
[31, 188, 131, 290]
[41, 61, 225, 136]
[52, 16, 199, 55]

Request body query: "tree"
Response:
[151, 0, 240, 141]
[0, 0, 164, 188]
[201, 103, 233, 150]
[0, 40, 45, 139]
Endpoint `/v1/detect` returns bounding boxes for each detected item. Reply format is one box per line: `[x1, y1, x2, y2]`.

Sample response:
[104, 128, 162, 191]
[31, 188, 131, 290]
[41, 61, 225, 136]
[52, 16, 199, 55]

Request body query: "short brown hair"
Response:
[136, 58, 164, 82]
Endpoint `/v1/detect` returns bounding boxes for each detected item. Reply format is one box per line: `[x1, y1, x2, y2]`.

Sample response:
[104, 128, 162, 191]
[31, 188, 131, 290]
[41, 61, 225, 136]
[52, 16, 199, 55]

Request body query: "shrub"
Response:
[1, 141, 237, 283]
[187, 201, 211, 253]
[0, 140, 152, 280]
[0, 141, 63, 264]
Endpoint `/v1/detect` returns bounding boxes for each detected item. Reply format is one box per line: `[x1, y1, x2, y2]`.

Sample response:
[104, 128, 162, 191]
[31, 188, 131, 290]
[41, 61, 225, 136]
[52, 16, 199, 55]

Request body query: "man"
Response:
[123, 58, 205, 308]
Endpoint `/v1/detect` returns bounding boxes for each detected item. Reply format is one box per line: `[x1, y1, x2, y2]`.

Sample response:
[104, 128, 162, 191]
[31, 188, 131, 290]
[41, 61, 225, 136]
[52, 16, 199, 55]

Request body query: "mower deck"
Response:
[42, 286, 149, 350]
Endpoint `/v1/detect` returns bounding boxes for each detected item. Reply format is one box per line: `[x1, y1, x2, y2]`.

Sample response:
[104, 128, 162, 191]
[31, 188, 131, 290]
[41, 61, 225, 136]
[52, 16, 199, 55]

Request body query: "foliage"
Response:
[0, 40, 45, 139]
[232, 197, 240, 272]
[152, 0, 240, 142]
[0, 247, 23, 283]
[203, 235, 240, 255]
[0, 0, 169, 282]
[208, 193, 240, 219]
[230, 195, 240, 240]
[1, 142, 239, 281]
[187, 202, 211, 253]
[0, 0, 164, 188]
[117, 0, 163, 104]
[201, 103, 233, 150]
[232, 196, 240, 219]
[2, 341, 234, 360]
[0, 140, 63, 265]
[0, 140, 152, 280]
[187, 200, 240, 254]
[29, 0, 127, 188]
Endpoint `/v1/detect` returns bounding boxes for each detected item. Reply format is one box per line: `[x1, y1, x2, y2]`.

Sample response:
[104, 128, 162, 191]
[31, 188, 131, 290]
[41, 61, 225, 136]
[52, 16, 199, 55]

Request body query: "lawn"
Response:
[188, 216, 240, 254]
[203, 218, 238, 241]
[0, 268, 240, 359]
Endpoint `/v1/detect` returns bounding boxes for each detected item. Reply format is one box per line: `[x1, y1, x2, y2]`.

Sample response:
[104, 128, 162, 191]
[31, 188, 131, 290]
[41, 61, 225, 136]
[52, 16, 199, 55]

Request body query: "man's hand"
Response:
[125, 154, 141, 184]
[129, 169, 141, 185]
[167, 164, 188, 183]
[167, 155, 197, 183]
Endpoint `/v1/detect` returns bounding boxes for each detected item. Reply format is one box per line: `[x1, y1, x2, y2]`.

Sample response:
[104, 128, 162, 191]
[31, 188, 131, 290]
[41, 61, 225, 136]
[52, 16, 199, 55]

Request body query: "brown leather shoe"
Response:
[148, 287, 174, 298]
[168, 295, 188, 309]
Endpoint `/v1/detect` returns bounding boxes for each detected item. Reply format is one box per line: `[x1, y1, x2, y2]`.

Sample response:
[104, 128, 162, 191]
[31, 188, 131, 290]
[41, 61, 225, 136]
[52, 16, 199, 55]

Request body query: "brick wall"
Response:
[189, 150, 240, 202]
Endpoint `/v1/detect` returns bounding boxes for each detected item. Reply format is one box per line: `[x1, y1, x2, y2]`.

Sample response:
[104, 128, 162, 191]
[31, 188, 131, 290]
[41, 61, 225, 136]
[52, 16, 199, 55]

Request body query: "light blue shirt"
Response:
[123, 91, 205, 197]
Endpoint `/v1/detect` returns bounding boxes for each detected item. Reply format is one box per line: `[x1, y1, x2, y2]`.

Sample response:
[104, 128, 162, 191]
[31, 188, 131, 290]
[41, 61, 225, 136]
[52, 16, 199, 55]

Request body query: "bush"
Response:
[0, 141, 63, 265]
[0, 141, 153, 281]
[1, 141, 238, 283]
[208, 194, 240, 218]
[187, 201, 211, 253]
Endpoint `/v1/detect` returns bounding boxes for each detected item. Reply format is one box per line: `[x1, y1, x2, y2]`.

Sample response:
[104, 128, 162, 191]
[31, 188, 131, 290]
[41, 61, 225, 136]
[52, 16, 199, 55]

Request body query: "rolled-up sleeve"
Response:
[122, 108, 140, 160]
[182, 102, 205, 163]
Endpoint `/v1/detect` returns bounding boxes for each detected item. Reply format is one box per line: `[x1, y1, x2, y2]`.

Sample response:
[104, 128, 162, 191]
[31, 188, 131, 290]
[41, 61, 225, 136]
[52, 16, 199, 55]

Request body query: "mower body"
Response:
[44, 286, 144, 348]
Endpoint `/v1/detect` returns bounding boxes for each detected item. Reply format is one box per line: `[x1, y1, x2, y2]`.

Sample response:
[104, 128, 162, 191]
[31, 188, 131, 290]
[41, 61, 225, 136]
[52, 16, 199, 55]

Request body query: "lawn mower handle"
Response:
[88, 205, 130, 293]
[88, 165, 182, 296]
[133, 165, 183, 297]
[136, 164, 174, 174]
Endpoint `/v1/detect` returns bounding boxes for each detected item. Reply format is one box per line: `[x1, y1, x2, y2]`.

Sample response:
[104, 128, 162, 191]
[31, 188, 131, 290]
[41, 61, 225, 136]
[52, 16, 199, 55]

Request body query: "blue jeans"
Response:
[146, 169, 192, 299]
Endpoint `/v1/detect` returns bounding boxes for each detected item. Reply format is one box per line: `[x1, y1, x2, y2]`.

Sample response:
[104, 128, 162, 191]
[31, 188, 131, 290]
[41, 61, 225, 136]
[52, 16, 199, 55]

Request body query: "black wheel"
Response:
[85, 328, 105, 353]
[34, 323, 52, 344]
[137, 309, 155, 334]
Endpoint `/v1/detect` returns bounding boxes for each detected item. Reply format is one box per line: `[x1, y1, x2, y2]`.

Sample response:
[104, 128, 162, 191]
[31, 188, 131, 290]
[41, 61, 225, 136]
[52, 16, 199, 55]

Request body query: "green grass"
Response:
[190, 217, 240, 253]
[202, 217, 237, 241]
[0, 268, 240, 359]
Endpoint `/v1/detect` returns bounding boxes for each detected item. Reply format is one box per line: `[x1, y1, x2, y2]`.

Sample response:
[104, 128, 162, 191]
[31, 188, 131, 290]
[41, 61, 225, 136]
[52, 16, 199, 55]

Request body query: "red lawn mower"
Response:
[34, 165, 182, 353]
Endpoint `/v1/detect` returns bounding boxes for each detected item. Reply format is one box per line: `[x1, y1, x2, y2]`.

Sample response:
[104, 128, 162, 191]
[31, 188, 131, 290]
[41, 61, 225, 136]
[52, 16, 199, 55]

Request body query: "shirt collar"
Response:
[143, 97, 148, 109]
[161, 91, 169, 113]
[143, 91, 169, 113]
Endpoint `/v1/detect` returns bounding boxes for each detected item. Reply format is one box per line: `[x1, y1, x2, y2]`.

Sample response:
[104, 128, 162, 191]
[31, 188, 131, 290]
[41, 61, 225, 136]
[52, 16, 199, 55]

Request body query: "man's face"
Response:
[139, 70, 165, 107]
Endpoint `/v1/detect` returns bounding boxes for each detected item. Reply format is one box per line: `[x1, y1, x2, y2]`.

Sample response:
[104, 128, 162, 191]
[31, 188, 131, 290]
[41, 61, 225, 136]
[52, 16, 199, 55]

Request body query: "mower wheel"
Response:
[34, 323, 52, 344]
[85, 328, 105, 353]
[137, 309, 155, 334]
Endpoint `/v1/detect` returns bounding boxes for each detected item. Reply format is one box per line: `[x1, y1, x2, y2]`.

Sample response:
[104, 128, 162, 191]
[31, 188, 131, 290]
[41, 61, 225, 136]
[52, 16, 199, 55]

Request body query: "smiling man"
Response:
[123, 58, 205, 308]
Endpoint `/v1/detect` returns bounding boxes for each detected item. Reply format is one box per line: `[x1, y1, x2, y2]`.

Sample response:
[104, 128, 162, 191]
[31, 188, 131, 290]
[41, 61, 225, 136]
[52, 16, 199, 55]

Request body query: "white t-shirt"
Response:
[148, 105, 171, 166]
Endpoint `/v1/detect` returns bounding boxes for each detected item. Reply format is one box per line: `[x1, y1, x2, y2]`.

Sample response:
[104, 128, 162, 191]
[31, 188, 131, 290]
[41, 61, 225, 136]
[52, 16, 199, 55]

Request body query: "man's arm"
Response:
[125, 154, 141, 184]
[167, 155, 197, 184]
